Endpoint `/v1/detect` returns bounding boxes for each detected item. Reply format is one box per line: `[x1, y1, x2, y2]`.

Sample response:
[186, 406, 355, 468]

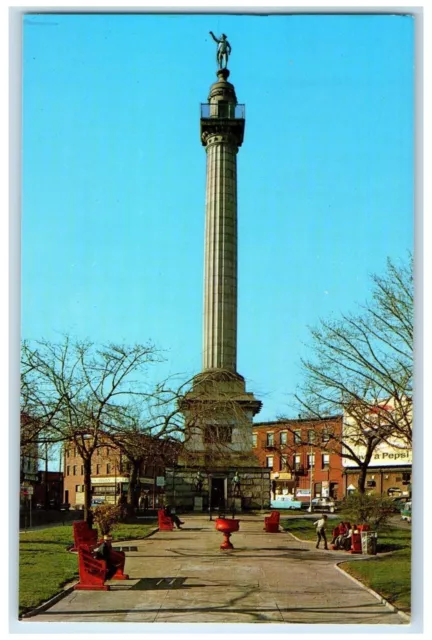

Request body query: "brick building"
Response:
[33, 471, 64, 509]
[342, 409, 412, 497]
[63, 439, 177, 509]
[252, 416, 344, 502]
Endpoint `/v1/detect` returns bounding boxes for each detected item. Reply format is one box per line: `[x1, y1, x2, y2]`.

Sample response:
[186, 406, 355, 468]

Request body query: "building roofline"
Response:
[253, 416, 343, 428]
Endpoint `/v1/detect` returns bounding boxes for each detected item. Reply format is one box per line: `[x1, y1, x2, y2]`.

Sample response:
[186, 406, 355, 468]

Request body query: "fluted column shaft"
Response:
[203, 132, 238, 372]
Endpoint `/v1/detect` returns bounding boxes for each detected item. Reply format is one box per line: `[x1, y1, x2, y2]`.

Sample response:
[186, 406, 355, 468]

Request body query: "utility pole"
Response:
[308, 448, 314, 513]
[45, 442, 49, 509]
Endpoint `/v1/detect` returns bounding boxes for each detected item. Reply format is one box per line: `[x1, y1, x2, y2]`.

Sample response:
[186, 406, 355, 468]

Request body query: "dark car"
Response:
[60, 502, 70, 511]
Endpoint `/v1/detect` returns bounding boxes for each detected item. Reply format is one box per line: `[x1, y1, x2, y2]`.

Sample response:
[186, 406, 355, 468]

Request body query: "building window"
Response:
[307, 454, 315, 469]
[322, 454, 330, 469]
[66, 465, 70, 476]
[266, 433, 274, 447]
[204, 425, 233, 443]
[72, 465, 77, 476]
[80, 465, 84, 475]
[294, 455, 301, 470]
[402, 472, 411, 485]
[73, 447, 77, 457]
[96, 464, 101, 475]
[294, 430, 301, 444]
[252, 433, 257, 448]
[280, 431, 287, 446]
[76, 485, 82, 492]
[82, 485, 85, 492]
[314, 482, 322, 498]
[107, 464, 111, 474]
[322, 429, 330, 443]
[307, 430, 315, 444]
[106, 448, 110, 457]
[266, 456, 274, 469]
[281, 455, 288, 470]
[65, 449, 70, 458]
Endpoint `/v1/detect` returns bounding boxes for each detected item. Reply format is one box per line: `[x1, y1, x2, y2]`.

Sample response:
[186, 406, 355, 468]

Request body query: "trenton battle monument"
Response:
[165, 34, 271, 512]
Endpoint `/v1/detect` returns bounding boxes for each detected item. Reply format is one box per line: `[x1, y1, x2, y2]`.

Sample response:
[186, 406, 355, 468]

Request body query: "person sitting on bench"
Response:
[93, 534, 117, 579]
[164, 505, 184, 529]
[331, 521, 348, 545]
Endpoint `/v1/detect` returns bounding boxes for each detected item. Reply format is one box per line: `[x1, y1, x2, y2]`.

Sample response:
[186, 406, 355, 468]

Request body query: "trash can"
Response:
[361, 530, 377, 555]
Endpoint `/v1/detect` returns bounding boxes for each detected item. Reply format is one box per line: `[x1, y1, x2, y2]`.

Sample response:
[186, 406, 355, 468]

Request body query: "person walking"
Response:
[314, 514, 328, 549]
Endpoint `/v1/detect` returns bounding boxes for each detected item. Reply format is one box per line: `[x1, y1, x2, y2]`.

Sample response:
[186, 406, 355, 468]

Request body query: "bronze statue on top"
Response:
[209, 31, 232, 69]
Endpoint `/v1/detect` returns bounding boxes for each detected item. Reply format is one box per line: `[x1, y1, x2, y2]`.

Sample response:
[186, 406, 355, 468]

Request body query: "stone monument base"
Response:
[193, 496, 204, 512]
[164, 465, 271, 512]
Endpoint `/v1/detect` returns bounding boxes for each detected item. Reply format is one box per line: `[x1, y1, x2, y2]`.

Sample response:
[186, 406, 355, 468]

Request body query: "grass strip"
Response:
[280, 517, 411, 613]
[19, 521, 157, 616]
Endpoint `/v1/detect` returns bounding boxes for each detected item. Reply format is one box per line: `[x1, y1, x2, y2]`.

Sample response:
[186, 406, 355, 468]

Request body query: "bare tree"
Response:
[20, 336, 162, 523]
[288, 255, 413, 493]
[104, 398, 183, 510]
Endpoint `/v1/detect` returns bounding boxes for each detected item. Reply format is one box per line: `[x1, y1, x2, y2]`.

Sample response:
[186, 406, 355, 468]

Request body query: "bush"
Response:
[341, 493, 395, 530]
[92, 504, 123, 535]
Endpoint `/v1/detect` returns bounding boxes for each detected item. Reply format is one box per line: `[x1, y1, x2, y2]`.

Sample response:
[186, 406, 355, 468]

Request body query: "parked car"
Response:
[91, 498, 106, 508]
[271, 499, 305, 510]
[390, 496, 411, 513]
[60, 502, 70, 511]
[401, 501, 412, 523]
[310, 497, 338, 513]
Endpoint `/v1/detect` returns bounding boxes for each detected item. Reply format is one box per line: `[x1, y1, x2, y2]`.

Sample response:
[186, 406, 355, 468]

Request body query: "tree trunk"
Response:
[83, 457, 93, 525]
[128, 463, 138, 508]
[357, 466, 367, 494]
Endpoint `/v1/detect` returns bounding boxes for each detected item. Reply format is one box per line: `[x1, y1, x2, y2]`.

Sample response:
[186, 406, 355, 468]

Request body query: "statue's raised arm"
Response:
[209, 31, 231, 69]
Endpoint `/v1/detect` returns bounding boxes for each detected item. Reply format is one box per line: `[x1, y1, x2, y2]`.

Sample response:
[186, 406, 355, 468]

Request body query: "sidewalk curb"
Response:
[335, 563, 411, 623]
[287, 531, 411, 623]
[20, 585, 76, 619]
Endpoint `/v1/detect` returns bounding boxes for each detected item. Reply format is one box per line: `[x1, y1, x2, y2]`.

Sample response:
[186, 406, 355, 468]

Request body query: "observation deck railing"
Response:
[200, 103, 245, 120]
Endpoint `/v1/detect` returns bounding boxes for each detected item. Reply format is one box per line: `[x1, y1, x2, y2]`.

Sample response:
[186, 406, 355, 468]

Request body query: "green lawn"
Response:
[19, 521, 157, 616]
[280, 517, 411, 614]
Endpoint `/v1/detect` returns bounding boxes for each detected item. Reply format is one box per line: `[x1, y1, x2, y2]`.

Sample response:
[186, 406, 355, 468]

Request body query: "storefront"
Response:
[270, 472, 295, 499]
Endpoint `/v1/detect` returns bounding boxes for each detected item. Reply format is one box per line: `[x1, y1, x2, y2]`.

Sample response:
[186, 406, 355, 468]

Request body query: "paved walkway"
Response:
[27, 514, 407, 625]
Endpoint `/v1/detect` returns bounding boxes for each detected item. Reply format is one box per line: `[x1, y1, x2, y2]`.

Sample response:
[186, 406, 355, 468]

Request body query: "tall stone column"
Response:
[169, 65, 269, 512]
[201, 68, 245, 373]
[203, 131, 238, 371]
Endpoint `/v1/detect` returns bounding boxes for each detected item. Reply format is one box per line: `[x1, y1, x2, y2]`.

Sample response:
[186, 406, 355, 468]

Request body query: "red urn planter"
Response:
[215, 518, 240, 550]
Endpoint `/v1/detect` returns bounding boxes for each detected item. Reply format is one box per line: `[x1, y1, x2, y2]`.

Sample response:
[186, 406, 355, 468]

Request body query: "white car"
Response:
[311, 497, 338, 513]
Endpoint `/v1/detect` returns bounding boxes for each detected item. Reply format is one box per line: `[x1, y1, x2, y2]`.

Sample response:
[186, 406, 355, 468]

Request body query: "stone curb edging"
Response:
[20, 585, 76, 619]
[334, 563, 411, 623]
[286, 530, 411, 623]
[20, 528, 159, 620]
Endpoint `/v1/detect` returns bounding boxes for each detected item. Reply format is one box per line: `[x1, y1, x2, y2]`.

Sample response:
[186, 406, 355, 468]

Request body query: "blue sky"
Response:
[21, 12, 414, 422]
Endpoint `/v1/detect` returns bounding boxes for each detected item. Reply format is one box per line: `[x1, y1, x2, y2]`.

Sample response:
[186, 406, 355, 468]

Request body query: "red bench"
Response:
[74, 544, 129, 591]
[74, 546, 110, 591]
[71, 520, 99, 552]
[109, 548, 129, 580]
[158, 509, 174, 531]
[264, 511, 280, 533]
